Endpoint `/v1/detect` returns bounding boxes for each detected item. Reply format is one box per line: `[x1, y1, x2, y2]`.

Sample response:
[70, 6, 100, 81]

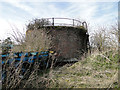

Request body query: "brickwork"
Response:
[26, 26, 89, 60]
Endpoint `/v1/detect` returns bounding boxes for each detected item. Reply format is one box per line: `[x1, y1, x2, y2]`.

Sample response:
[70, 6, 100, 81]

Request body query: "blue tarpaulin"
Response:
[2, 51, 50, 82]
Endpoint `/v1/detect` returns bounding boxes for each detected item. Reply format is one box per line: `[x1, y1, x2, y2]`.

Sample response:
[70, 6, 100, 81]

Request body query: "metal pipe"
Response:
[52, 18, 54, 26]
[73, 19, 74, 26]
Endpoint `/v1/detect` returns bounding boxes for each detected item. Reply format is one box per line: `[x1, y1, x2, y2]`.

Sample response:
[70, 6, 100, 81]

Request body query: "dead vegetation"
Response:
[19, 49, 118, 88]
[12, 28, 52, 52]
[1, 19, 119, 88]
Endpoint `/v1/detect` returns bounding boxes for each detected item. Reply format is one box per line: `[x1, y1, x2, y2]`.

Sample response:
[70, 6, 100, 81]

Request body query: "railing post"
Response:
[82, 22, 88, 33]
[73, 19, 74, 26]
[52, 18, 54, 26]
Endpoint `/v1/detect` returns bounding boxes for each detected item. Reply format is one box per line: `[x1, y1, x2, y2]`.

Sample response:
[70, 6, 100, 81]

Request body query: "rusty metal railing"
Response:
[41, 17, 88, 30]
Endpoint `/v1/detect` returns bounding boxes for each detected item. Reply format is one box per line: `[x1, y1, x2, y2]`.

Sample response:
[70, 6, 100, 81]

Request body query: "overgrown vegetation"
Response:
[90, 26, 118, 52]
[27, 18, 51, 30]
[1, 37, 13, 54]
[11, 29, 52, 52]
[19, 49, 118, 88]
[1, 18, 119, 88]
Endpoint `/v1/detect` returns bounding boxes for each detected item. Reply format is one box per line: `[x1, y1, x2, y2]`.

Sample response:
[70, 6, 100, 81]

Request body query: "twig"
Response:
[98, 54, 111, 62]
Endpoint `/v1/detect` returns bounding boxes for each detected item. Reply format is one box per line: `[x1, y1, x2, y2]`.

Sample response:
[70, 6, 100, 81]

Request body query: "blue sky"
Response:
[0, 0, 118, 40]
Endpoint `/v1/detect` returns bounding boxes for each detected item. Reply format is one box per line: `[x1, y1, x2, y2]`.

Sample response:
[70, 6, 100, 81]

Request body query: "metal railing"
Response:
[42, 17, 88, 30]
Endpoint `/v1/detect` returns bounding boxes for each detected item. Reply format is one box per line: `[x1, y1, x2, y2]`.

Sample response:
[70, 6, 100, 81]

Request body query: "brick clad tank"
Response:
[26, 26, 89, 61]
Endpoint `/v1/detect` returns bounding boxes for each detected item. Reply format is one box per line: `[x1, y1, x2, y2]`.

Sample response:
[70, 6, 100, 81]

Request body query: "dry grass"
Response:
[12, 28, 52, 52]
[4, 48, 117, 88]
[2, 30, 118, 88]
[2, 28, 53, 89]
[24, 49, 118, 88]
[2, 23, 118, 88]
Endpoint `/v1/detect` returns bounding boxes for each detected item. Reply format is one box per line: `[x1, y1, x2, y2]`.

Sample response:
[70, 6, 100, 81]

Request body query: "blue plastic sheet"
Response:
[2, 51, 49, 65]
[2, 51, 50, 81]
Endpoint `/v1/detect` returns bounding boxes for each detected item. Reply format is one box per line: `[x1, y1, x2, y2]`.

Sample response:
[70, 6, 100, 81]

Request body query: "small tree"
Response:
[110, 23, 118, 48]
[27, 18, 51, 30]
[90, 27, 111, 52]
[1, 37, 13, 54]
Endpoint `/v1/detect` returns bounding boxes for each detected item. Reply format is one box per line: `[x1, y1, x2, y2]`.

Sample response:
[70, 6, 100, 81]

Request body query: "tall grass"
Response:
[31, 49, 118, 88]
[2, 27, 53, 89]
[2, 23, 119, 88]
[12, 28, 52, 52]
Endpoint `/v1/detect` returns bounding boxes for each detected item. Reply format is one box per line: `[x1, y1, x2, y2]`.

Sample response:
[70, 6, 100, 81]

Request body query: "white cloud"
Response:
[0, 18, 26, 40]
[0, 19, 11, 40]
[0, 1, 118, 40]
[2, 1, 33, 14]
[64, 2, 117, 33]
